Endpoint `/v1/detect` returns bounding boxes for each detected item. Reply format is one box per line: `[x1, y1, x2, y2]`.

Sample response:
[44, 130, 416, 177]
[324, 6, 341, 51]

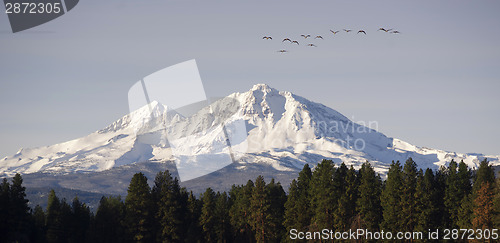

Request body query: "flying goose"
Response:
[315, 35, 323, 39]
[282, 38, 292, 42]
[262, 36, 272, 40]
[301, 34, 311, 38]
[291, 40, 299, 45]
[357, 30, 366, 34]
[307, 44, 317, 47]
[277, 50, 288, 53]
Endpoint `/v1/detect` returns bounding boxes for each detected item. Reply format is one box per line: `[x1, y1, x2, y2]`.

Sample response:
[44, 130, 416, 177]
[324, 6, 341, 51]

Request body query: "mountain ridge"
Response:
[1, 84, 499, 180]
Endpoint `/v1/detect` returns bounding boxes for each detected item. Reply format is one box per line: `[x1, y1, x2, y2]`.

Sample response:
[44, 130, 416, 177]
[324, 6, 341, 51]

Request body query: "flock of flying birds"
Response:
[263, 27, 400, 53]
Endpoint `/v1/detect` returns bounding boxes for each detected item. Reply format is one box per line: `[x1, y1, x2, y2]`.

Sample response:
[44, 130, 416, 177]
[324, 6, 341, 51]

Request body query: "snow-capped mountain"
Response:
[1, 84, 499, 180]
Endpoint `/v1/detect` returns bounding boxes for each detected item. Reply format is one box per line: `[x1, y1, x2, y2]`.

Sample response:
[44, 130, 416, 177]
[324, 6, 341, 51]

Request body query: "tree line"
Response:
[0, 158, 499, 242]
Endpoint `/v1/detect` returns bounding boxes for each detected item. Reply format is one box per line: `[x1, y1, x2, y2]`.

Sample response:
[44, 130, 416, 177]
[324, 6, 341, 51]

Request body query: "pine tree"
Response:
[0, 178, 11, 240]
[93, 196, 126, 243]
[472, 182, 494, 230]
[346, 165, 359, 209]
[250, 175, 271, 243]
[493, 173, 500, 229]
[45, 189, 63, 243]
[309, 159, 336, 231]
[457, 161, 472, 195]
[433, 166, 448, 229]
[151, 170, 185, 242]
[283, 179, 300, 241]
[472, 159, 496, 231]
[381, 160, 403, 232]
[185, 191, 202, 243]
[334, 163, 359, 231]
[444, 160, 460, 227]
[457, 194, 473, 228]
[415, 168, 438, 234]
[9, 173, 30, 241]
[59, 198, 73, 241]
[214, 191, 232, 242]
[32, 205, 47, 243]
[200, 187, 217, 242]
[284, 164, 312, 236]
[473, 159, 495, 192]
[458, 161, 473, 228]
[356, 161, 382, 231]
[229, 180, 254, 242]
[400, 158, 419, 232]
[68, 196, 91, 243]
[381, 161, 403, 231]
[124, 172, 153, 242]
[179, 188, 190, 240]
[266, 178, 287, 242]
[443, 160, 473, 228]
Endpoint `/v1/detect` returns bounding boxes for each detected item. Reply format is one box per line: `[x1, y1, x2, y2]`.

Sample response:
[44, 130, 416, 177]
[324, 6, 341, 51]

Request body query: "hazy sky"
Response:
[1, 0, 499, 157]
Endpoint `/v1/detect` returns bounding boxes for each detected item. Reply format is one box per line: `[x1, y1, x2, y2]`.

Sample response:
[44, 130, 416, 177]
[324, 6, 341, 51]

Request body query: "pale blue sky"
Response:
[0, 0, 499, 157]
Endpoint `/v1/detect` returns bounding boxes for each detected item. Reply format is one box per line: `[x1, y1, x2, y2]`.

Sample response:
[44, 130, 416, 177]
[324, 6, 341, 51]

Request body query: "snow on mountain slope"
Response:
[1, 84, 499, 178]
[0, 101, 180, 176]
[226, 84, 500, 174]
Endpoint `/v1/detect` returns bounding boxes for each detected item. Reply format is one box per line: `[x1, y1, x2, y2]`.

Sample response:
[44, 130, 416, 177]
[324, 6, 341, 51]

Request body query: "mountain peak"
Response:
[250, 83, 276, 93]
[150, 100, 160, 107]
[148, 100, 168, 113]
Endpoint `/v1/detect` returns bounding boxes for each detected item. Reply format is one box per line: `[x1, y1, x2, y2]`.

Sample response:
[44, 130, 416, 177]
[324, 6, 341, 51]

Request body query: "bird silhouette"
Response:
[277, 50, 288, 53]
[343, 29, 352, 32]
[282, 38, 292, 42]
[378, 28, 387, 32]
[330, 30, 340, 34]
[307, 44, 317, 47]
[357, 30, 366, 34]
[262, 36, 272, 40]
[391, 30, 400, 34]
[315, 35, 323, 39]
[301, 34, 311, 38]
[292, 40, 299, 45]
